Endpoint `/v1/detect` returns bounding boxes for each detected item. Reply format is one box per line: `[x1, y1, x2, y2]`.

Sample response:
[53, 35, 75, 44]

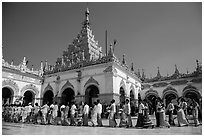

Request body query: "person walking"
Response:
[135, 100, 144, 128]
[143, 101, 154, 128]
[179, 98, 188, 121]
[119, 102, 127, 127]
[60, 104, 66, 123]
[41, 102, 49, 125]
[33, 103, 40, 124]
[52, 102, 58, 124]
[96, 99, 103, 127]
[159, 104, 170, 128]
[124, 99, 132, 128]
[91, 102, 98, 127]
[83, 102, 89, 126]
[166, 100, 175, 126]
[176, 105, 188, 127]
[191, 99, 201, 127]
[70, 101, 77, 126]
[64, 102, 70, 125]
[155, 100, 161, 127]
[108, 99, 117, 127]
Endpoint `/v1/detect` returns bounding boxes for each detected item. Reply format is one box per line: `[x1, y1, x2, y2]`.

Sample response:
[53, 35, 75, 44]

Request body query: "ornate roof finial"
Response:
[142, 69, 146, 80]
[157, 67, 161, 78]
[61, 56, 65, 66]
[23, 56, 27, 66]
[122, 54, 126, 64]
[45, 60, 48, 71]
[39, 61, 44, 76]
[40, 61, 44, 70]
[196, 59, 201, 73]
[108, 44, 114, 57]
[83, 6, 90, 27]
[174, 64, 179, 75]
[131, 63, 134, 72]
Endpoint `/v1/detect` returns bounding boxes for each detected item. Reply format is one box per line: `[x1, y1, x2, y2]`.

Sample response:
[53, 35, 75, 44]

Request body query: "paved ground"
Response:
[2, 117, 202, 135]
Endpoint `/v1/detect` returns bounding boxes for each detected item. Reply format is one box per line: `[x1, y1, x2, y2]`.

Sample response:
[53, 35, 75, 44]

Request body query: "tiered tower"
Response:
[57, 8, 103, 67]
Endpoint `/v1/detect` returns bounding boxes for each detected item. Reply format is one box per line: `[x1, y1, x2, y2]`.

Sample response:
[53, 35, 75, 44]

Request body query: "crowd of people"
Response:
[2, 98, 202, 129]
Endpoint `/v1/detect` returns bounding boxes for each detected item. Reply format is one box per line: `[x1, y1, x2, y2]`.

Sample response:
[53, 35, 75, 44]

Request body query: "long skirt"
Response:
[91, 113, 97, 126]
[155, 112, 160, 127]
[177, 109, 188, 127]
[97, 113, 103, 126]
[42, 113, 47, 124]
[21, 112, 27, 123]
[109, 112, 117, 127]
[168, 111, 175, 126]
[192, 109, 200, 126]
[70, 114, 76, 126]
[83, 114, 89, 126]
[135, 113, 144, 128]
[159, 111, 170, 127]
[63, 113, 69, 126]
[119, 112, 127, 127]
[127, 114, 132, 127]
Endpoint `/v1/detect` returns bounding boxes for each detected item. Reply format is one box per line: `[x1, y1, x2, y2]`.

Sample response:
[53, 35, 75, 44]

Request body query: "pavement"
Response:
[2, 116, 202, 135]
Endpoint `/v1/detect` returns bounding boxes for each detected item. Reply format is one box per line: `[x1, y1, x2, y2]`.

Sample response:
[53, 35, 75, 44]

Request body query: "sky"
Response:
[2, 2, 202, 78]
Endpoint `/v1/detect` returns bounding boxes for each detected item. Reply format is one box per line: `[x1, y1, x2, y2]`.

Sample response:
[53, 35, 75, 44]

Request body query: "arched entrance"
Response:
[61, 88, 75, 105]
[145, 94, 158, 115]
[2, 87, 14, 105]
[43, 90, 54, 105]
[163, 93, 178, 107]
[85, 85, 99, 107]
[23, 90, 35, 106]
[184, 91, 201, 104]
[120, 87, 125, 104]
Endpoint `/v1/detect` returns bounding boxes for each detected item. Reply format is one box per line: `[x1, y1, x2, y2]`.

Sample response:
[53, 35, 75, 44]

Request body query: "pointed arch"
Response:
[84, 76, 99, 87]
[44, 83, 53, 93]
[21, 84, 39, 95]
[120, 79, 126, 91]
[183, 85, 201, 102]
[2, 79, 19, 95]
[163, 86, 177, 94]
[130, 84, 136, 98]
[61, 80, 74, 92]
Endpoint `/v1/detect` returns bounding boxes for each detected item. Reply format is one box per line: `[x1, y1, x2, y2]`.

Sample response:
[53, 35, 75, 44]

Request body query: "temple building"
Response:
[2, 8, 202, 111]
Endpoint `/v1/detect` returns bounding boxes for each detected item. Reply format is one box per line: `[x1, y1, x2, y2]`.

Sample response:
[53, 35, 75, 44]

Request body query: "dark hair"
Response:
[125, 99, 129, 102]
[97, 99, 100, 103]
[35, 103, 38, 106]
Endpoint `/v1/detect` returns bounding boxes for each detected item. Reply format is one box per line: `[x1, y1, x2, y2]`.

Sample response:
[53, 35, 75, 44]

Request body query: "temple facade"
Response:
[2, 57, 43, 105]
[2, 8, 202, 108]
[138, 61, 202, 114]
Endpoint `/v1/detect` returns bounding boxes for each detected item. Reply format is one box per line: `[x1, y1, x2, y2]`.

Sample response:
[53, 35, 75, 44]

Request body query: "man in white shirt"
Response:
[96, 99, 103, 127]
[52, 102, 58, 122]
[25, 103, 33, 123]
[60, 104, 66, 121]
[125, 99, 132, 127]
[167, 100, 175, 126]
[83, 102, 89, 126]
[41, 102, 49, 124]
